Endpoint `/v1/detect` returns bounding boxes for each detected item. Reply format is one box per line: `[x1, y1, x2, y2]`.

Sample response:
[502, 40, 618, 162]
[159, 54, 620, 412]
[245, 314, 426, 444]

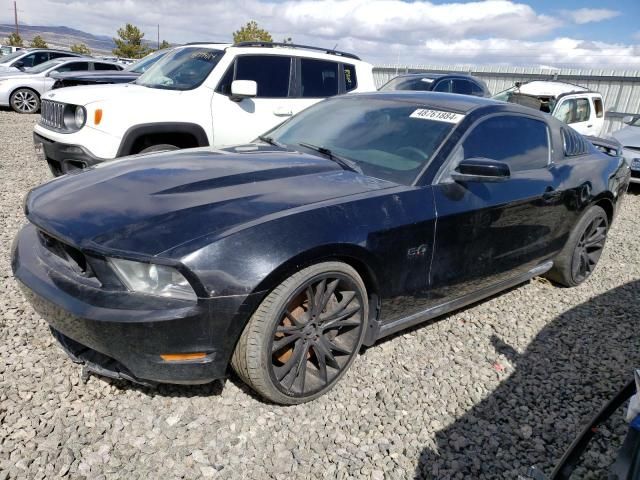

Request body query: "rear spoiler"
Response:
[585, 136, 623, 158]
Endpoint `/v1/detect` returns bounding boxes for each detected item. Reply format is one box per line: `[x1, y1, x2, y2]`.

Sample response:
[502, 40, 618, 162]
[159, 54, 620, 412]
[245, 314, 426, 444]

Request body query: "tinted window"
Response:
[553, 98, 591, 124]
[462, 115, 549, 171]
[269, 98, 456, 185]
[94, 62, 121, 71]
[17, 52, 49, 68]
[343, 64, 357, 92]
[54, 62, 90, 73]
[300, 59, 338, 97]
[593, 97, 604, 118]
[470, 82, 486, 96]
[451, 79, 473, 95]
[433, 79, 451, 93]
[235, 55, 291, 98]
[49, 52, 74, 59]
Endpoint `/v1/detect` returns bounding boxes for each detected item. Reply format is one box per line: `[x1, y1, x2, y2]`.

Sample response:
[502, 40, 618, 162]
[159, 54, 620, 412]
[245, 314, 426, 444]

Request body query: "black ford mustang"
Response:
[12, 92, 630, 404]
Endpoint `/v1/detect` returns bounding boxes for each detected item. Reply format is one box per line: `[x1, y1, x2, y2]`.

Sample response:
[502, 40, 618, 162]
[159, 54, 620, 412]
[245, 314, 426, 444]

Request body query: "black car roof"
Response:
[393, 72, 477, 80]
[344, 91, 553, 123]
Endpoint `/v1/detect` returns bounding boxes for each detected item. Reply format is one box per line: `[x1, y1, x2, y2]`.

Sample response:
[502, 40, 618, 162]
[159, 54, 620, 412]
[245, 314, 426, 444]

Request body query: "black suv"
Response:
[379, 72, 490, 97]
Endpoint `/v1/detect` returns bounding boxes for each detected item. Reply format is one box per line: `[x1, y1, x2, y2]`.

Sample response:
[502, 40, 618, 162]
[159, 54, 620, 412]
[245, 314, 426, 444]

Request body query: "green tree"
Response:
[158, 39, 171, 50]
[112, 23, 151, 59]
[282, 37, 293, 44]
[6, 32, 23, 47]
[233, 21, 273, 43]
[70, 43, 91, 55]
[29, 35, 48, 48]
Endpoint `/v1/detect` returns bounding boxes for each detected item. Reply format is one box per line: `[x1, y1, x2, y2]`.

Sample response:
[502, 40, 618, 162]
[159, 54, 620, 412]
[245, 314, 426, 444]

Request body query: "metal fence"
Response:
[373, 65, 640, 134]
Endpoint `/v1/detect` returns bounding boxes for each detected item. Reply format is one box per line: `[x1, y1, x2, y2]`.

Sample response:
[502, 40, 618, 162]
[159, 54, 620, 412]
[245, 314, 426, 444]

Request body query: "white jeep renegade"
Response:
[33, 42, 376, 176]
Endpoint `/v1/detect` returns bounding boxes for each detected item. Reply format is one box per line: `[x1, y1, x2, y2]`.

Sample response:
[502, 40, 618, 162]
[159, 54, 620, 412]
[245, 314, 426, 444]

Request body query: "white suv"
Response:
[33, 42, 376, 176]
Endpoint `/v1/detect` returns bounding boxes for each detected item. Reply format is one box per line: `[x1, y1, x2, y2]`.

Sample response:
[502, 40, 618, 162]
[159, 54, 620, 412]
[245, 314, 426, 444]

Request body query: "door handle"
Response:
[587, 124, 593, 128]
[273, 108, 293, 117]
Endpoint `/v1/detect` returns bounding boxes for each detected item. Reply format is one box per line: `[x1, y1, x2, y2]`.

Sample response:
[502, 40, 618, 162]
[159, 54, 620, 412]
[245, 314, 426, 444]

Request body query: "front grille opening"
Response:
[38, 230, 94, 277]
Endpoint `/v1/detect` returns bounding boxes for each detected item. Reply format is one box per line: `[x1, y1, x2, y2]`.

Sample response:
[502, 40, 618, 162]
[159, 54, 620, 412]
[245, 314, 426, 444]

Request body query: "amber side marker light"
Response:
[94, 109, 103, 125]
[160, 352, 206, 362]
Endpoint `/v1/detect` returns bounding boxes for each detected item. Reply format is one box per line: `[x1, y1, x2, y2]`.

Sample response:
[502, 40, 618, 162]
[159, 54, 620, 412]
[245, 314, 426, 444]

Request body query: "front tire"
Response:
[231, 262, 368, 404]
[10, 88, 40, 114]
[546, 205, 608, 287]
[139, 144, 179, 154]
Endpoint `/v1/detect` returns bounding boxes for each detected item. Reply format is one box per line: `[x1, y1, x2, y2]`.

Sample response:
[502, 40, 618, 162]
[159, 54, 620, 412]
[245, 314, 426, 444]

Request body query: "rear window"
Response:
[343, 64, 357, 92]
[593, 97, 604, 118]
[562, 128, 591, 157]
[94, 63, 121, 71]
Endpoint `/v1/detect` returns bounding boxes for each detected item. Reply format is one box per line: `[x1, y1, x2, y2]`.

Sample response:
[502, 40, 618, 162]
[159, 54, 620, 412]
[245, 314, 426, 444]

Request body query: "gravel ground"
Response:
[1, 109, 639, 479]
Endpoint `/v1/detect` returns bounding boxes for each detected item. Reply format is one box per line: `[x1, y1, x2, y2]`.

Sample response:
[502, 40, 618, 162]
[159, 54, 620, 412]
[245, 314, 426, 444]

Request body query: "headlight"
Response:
[108, 258, 197, 301]
[74, 106, 86, 129]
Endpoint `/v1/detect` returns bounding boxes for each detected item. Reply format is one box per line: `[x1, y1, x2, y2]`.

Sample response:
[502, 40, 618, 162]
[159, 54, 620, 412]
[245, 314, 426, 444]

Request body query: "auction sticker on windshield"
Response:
[410, 109, 465, 123]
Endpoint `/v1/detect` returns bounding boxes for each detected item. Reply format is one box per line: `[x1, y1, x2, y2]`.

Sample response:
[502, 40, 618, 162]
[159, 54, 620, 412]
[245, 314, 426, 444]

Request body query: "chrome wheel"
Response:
[11, 89, 39, 114]
[269, 273, 365, 397]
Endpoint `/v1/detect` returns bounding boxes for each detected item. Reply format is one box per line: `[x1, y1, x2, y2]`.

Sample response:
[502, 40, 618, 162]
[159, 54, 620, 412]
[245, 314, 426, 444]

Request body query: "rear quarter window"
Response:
[343, 64, 357, 92]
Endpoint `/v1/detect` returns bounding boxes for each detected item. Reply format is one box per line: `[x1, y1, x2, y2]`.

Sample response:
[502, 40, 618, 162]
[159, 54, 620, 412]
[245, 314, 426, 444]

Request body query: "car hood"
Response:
[25, 147, 396, 257]
[612, 126, 640, 148]
[43, 82, 156, 106]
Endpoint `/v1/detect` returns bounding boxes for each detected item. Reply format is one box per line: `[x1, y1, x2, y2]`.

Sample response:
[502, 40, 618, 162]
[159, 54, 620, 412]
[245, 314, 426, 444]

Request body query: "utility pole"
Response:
[157, 24, 159, 50]
[14, 1, 19, 35]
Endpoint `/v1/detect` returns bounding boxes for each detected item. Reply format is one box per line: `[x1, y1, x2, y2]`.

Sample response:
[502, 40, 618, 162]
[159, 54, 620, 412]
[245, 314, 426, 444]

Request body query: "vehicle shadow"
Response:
[414, 280, 640, 479]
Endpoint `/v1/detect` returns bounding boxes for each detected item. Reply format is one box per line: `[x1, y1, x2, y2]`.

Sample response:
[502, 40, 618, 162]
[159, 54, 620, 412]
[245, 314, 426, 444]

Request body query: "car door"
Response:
[552, 94, 594, 135]
[427, 113, 562, 304]
[211, 54, 296, 146]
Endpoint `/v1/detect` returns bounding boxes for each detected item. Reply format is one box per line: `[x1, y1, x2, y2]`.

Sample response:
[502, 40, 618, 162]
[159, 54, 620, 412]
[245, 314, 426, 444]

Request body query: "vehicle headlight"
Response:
[74, 105, 86, 129]
[108, 258, 197, 301]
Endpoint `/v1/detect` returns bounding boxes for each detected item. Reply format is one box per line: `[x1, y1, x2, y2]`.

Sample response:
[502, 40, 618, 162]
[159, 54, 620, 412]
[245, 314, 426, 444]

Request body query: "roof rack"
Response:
[184, 41, 230, 46]
[231, 41, 361, 60]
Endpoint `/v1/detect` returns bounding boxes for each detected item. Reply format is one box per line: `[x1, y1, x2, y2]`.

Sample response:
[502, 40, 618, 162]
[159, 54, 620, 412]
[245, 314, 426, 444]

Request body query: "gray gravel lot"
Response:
[1, 109, 639, 479]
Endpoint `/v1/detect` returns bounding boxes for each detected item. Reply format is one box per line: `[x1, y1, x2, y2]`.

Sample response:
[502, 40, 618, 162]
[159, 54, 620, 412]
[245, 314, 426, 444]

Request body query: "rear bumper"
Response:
[12, 223, 260, 385]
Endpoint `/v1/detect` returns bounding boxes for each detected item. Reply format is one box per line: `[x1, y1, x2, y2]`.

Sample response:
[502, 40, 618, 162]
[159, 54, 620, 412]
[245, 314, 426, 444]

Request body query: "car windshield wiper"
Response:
[298, 142, 362, 174]
[258, 135, 287, 149]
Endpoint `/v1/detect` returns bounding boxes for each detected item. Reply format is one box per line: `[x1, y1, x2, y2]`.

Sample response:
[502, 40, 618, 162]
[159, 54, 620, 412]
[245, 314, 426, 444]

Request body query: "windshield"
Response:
[135, 47, 223, 90]
[127, 49, 168, 74]
[380, 76, 436, 92]
[269, 97, 457, 185]
[0, 50, 24, 64]
[26, 59, 64, 74]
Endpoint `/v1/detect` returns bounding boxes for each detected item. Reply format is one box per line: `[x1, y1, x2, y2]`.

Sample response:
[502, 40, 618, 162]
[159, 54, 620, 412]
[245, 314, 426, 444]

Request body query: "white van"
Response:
[494, 81, 605, 137]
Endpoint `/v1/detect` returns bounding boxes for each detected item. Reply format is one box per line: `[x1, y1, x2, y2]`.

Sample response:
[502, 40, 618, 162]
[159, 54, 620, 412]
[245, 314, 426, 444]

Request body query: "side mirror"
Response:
[230, 80, 257, 102]
[451, 158, 511, 183]
[623, 115, 635, 125]
[12, 60, 25, 70]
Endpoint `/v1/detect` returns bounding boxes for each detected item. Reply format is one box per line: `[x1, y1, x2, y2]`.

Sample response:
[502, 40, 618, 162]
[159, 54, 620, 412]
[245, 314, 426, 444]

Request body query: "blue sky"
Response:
[4, 0, 640, 67]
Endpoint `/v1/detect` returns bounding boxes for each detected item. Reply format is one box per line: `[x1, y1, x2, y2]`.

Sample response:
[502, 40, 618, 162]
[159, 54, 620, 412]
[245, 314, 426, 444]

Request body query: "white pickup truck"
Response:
[33, 42, 376, 176]
[494, 81, 605, 137]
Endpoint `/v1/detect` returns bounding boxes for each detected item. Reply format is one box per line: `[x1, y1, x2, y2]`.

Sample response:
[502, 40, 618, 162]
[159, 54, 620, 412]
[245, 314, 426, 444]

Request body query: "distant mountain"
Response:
[0, 23, 159, 55]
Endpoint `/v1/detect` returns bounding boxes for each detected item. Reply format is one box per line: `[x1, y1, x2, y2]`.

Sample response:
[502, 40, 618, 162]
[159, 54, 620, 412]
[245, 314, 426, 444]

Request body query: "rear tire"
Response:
[139, 144, 179, 154]
[545, 205, 608, 287]
[10, 88, 40, 114]
[231, 262, 368, 404]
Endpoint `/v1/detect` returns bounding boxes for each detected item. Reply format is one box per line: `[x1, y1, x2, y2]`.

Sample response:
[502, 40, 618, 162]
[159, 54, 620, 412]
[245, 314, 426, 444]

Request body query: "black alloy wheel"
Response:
[571, 213, 607, 284]
[269, 274, 365, 397]
[231, 262, 368, 404]
[545, 205, 609, 287]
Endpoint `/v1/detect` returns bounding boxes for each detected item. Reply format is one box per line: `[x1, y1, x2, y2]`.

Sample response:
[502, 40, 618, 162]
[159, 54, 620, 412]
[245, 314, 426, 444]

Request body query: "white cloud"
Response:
[564, 8, 620, 25]
[3, 0, 639, 67]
